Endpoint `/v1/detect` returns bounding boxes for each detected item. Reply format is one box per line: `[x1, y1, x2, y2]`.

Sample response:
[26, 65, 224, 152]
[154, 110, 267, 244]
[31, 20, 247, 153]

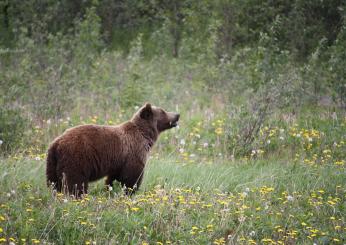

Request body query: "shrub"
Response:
[0, 107, 27, 154]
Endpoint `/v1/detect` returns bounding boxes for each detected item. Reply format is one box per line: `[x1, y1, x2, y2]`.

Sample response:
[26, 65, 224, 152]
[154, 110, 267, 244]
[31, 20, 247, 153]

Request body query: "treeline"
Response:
[0, 0, 345, 59]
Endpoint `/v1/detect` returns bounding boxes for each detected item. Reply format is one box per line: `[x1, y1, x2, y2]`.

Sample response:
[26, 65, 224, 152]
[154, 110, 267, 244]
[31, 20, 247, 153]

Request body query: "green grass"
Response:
[0, 156, 345, 244]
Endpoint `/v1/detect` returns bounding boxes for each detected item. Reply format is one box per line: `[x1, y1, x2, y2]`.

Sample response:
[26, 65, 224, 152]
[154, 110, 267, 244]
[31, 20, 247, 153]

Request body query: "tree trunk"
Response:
[170, 1, 183, 58]
[3, 2, 9, 28]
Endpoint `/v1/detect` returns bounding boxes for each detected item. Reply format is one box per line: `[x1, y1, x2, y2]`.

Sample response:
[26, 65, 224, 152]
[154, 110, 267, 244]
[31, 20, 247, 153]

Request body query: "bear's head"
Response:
[132, 103, 180, 133]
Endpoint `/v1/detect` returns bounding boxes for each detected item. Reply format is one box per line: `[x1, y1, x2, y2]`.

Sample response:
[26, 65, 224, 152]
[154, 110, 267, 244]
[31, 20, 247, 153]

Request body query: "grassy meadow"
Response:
[0, 108, 345, 244]
[1, 1, 346, 244]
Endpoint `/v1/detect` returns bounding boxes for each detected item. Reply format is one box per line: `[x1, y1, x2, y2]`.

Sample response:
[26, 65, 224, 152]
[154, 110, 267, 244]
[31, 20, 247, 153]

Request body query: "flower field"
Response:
[0, 110, 345, 244]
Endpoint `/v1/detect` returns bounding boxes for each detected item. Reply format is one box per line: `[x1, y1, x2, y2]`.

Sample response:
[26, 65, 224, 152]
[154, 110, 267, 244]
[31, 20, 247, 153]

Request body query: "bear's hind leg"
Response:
[69, 181, 88, 198]
[65, 173, 89, 198]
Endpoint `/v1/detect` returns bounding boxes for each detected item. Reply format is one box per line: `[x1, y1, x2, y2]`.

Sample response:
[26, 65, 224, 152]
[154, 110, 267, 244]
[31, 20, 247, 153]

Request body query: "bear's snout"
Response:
[169, 113, 180, 127]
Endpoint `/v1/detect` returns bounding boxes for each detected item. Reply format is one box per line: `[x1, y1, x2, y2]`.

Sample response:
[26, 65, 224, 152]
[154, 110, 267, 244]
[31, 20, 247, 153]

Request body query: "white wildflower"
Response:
[287, 195, 294, 201]
[264, 203, 269, 210]
[203, 142, 208, 148]
[238, 215, 246, 222]
[249, 231, 256, 237]
[279, 136, 284, 140]
[179, 148, 184, 153]
[180, 139, 186, 145]
[267, 140, 271, 144]
[35, 156, 41, 161]
[0, 139, 3, 145]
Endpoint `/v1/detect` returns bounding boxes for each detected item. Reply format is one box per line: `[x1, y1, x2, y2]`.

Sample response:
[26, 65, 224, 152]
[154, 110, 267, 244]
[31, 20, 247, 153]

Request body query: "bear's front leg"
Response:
[120, 165, 144, 195]
[105, 175, 117, 189]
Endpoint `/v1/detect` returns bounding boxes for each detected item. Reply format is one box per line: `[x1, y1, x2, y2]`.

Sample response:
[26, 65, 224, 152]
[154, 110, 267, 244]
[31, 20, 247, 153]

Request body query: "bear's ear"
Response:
[140, 103, 152, 119]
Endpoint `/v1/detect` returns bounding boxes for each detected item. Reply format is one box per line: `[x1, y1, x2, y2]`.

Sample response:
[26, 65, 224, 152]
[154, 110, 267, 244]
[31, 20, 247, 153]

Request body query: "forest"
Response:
[0, 0, 345, 244]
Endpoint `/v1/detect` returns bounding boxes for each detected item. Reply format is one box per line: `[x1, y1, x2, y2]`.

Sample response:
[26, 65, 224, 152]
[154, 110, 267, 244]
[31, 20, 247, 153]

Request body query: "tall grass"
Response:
[0, 156, 345, 244]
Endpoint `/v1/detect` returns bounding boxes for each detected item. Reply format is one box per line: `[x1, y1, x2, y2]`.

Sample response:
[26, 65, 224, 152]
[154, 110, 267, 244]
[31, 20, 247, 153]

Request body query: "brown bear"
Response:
[46, 103, 179, 196]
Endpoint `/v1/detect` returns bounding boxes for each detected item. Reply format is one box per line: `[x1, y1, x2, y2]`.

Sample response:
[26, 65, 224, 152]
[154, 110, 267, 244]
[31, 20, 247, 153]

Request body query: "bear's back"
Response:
[54, 125, 124, 174]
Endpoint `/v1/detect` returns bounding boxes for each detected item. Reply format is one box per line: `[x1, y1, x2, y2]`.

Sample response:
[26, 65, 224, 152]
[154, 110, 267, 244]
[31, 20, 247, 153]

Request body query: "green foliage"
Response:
[73, 5, 104, 65]
[0, 107, 27, 153]
[119, 79, 148, 109]
[1, 0, 344, 58]
[328, 20, 346, 107]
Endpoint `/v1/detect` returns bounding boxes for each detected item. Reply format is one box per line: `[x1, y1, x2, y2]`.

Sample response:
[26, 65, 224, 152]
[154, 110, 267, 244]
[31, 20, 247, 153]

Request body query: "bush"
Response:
[328, 21, 346, 108]
[0, 107, 27, 154]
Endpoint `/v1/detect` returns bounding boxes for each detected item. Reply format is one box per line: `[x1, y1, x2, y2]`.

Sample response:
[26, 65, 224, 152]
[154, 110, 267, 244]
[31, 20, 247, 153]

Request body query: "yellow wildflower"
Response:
[215, 127, 223, 135]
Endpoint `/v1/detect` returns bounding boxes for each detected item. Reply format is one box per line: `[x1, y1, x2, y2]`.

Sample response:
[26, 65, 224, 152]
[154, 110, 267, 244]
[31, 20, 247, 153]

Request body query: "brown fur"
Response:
[46, 103, 179, 196]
